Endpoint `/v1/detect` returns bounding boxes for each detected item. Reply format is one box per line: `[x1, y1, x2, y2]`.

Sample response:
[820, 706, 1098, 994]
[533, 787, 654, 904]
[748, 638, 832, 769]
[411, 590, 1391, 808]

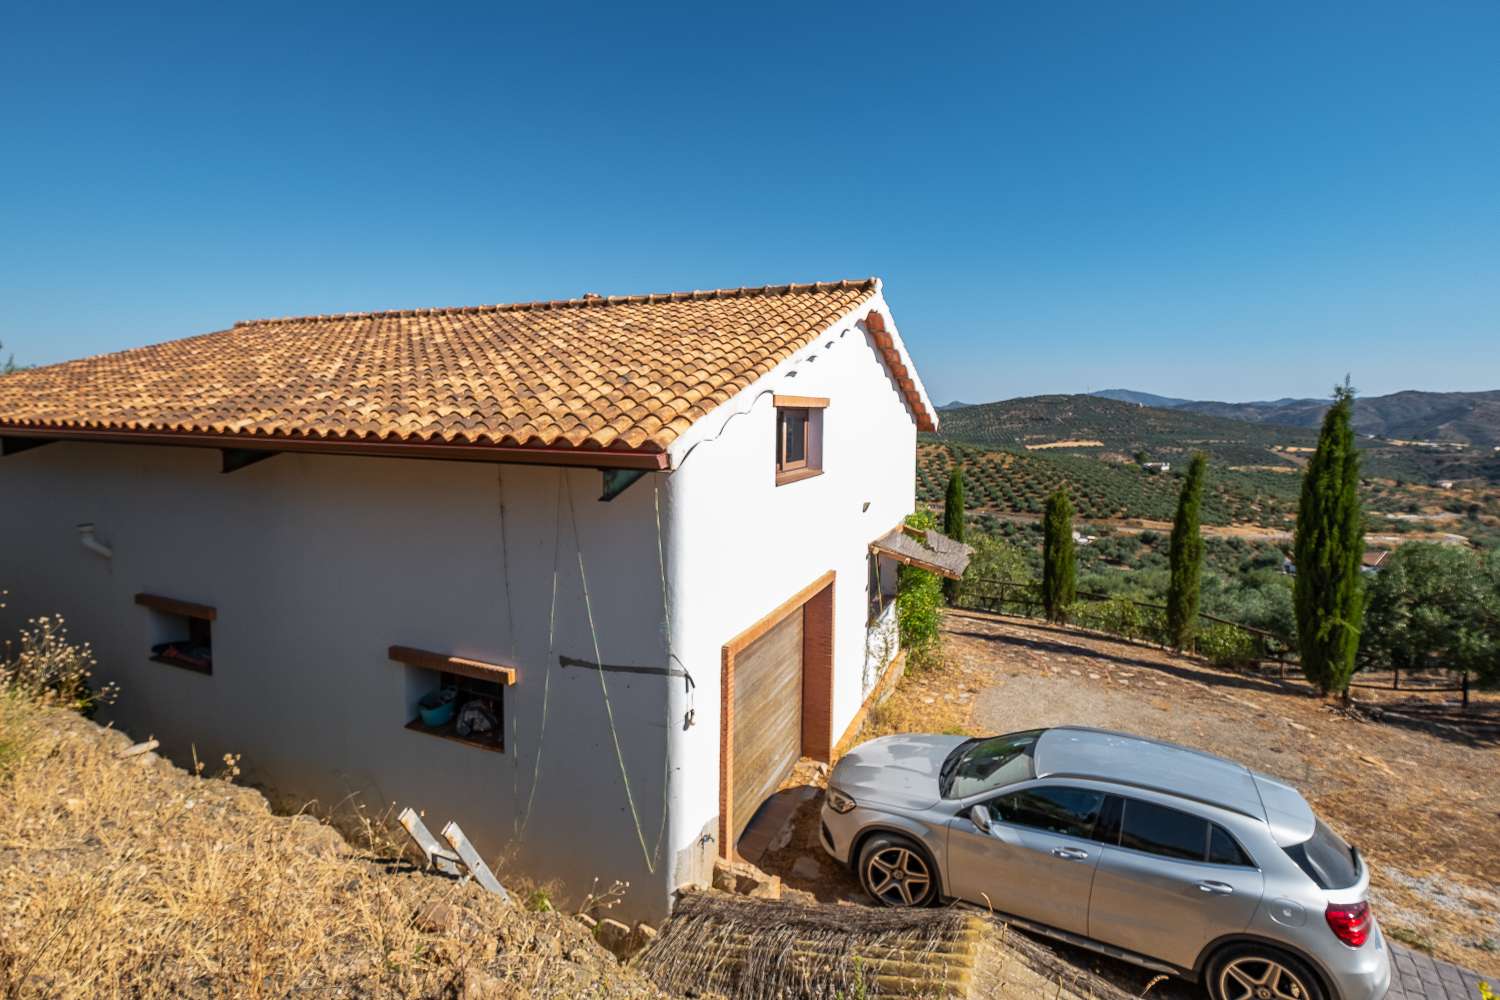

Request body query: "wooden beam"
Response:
[387, 645, 517, 686]
[134, 592, 217, 621]
[221, 448, 279, 474]
[772, 395, 830, 409]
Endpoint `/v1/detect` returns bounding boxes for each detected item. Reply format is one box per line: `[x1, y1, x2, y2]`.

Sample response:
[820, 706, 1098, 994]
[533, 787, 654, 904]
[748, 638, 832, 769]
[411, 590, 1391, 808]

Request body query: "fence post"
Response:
[1392, 667, 1399, 691]
[1462, 671, 1469, 710]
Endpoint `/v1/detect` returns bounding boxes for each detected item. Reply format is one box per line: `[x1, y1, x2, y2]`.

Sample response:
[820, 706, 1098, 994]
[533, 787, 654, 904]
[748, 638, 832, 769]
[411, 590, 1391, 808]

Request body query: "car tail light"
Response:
[1325, 900, 1371, 947]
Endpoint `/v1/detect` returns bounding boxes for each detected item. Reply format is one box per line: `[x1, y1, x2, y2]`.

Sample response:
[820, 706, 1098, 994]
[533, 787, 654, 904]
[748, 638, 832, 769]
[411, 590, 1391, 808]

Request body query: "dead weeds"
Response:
[0, 689, 669, 999]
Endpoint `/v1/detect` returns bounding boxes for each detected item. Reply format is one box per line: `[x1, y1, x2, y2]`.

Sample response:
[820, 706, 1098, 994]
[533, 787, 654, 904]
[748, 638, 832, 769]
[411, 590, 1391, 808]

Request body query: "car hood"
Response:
[829, 733, 969, 811]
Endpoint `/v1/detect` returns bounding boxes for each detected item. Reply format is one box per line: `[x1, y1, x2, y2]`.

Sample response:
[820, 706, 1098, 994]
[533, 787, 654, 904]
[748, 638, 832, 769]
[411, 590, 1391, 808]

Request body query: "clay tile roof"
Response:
[0, 279, 931, 464]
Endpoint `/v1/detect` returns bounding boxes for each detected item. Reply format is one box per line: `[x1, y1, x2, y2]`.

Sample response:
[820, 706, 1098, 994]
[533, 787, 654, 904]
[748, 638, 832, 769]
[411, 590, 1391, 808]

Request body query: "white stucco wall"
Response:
[660, 291, 920, 889]
[0, 444, 680, 917]
[0, 289, 929, 918]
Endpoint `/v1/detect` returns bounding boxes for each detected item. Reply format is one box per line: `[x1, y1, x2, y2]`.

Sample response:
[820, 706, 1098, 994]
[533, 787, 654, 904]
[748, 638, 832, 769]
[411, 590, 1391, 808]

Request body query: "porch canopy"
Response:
[869, 524, 974, 580]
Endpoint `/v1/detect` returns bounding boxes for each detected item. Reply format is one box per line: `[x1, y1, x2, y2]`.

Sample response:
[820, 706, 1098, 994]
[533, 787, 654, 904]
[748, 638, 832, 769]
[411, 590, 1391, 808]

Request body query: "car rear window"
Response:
[1119, 799, 1206, 861]
[1106, 798, 1256, 867]
[1208, 825, 1254, 867]
[1283, 818, 1360, 890]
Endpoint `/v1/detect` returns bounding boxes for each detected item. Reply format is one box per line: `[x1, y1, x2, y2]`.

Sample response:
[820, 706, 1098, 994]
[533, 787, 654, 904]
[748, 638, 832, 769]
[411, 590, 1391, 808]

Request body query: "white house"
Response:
[0, 279, 961, 921]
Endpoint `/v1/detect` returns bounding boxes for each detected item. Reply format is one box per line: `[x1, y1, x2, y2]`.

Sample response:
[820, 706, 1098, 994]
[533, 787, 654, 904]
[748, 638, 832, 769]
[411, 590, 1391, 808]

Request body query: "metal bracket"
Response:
[220, 448, 279, 474]
[599, 467, 648, 502]
[398, 807, 464, 877]
[1, 437, 55, 456]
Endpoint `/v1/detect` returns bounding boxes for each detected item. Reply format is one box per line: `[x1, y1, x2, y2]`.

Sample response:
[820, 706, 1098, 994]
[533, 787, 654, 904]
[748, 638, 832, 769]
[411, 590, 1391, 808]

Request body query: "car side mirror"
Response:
[969, 804, 994, 834]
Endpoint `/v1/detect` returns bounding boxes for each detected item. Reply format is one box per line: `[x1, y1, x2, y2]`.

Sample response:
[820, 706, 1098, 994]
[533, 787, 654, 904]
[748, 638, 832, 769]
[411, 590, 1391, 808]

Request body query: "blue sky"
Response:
[3, 2, 1497, 404]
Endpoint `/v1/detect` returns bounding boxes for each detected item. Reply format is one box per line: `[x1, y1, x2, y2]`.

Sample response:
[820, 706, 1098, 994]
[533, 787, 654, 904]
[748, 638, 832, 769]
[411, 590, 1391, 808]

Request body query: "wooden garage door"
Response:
[732, 605, 803, 840]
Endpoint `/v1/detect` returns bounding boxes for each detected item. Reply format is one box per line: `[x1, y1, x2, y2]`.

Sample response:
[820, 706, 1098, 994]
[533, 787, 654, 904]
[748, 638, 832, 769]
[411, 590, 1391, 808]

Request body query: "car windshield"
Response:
[941, 729, 1042, 798]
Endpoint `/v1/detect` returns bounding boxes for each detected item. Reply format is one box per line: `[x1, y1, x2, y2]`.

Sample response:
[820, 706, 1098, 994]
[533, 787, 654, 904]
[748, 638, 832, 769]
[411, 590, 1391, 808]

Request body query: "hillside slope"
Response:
[0, 695, 669, 999]
[940, 393, 1500, 483]
[937, 394, 1315, 467]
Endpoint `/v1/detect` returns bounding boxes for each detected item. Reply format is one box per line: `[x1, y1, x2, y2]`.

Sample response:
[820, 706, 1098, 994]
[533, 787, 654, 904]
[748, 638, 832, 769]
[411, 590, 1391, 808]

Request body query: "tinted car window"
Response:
[992, 786, 1105, 840]
[1283, 818, 1360, 889]
[1208, 825, 1254, 867]
[1119, 799, 1207, 861]
[944, 730, 1041, 798]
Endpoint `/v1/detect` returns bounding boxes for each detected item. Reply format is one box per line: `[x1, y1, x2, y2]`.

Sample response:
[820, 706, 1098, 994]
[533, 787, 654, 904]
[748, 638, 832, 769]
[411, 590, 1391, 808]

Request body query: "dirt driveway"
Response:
[750, 610, 1499, 992]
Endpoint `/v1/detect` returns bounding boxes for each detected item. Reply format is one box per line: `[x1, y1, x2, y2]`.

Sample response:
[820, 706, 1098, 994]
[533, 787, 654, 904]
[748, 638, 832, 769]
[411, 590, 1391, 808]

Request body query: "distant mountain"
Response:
[1088, 389, 1500, 449]
[937, 400, 974, 411]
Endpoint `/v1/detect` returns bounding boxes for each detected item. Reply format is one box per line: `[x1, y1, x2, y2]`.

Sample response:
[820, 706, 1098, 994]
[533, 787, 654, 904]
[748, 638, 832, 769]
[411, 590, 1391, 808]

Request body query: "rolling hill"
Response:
[935, 394, 1316, 468]
[1092, 388, 1500, 449]
[936, 394, 1497, 484]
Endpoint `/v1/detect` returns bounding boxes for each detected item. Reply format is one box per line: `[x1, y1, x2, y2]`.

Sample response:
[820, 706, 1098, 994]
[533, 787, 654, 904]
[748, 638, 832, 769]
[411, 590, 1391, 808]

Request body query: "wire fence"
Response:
[953, 577, 1473, 707]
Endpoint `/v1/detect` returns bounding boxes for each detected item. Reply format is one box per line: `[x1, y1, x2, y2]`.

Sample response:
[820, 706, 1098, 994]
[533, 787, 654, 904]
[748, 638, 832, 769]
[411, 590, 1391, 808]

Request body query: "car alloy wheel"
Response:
[1217, 956, 1312, 1000]
[863, 843, 933, 907]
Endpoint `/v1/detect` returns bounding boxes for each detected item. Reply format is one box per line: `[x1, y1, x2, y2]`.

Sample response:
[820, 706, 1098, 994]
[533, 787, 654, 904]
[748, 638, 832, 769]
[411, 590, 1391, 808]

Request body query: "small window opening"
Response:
[135, 593, 214, 675]
[867, 551, 898, 624]
[408, 670, 506, 752]
[774, 396, 826, 485]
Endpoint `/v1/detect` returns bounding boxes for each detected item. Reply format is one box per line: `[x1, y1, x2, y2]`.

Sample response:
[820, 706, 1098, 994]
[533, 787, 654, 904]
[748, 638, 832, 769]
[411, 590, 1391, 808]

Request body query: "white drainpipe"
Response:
[77, 523, 113, 559]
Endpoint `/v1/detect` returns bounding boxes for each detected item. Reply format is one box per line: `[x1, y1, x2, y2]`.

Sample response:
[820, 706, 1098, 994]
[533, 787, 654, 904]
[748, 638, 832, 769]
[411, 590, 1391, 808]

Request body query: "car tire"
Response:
[857, 834, 939, 908]
[1203, 942, 1326, 1000]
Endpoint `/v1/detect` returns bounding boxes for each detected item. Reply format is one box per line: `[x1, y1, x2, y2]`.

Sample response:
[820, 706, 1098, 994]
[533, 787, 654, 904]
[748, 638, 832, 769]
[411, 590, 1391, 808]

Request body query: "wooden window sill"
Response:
[388, 646, 516, 685]
[149, 653, 212, 675]
[135, 593, 217, 621]
[405, 718, 504, 753]
[775, 467, 823, 487]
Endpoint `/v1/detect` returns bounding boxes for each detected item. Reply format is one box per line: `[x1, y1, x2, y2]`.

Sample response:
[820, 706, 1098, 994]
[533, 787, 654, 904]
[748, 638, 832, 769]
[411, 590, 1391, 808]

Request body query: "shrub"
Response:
[0, 614, 114, 716]
[1361, 543, 1499, 686]
[1196, 623, 1256, 669]
[1072, 596, 1148, 642]
[896, 511, 944, 670]
[955, 535, 1030, 609]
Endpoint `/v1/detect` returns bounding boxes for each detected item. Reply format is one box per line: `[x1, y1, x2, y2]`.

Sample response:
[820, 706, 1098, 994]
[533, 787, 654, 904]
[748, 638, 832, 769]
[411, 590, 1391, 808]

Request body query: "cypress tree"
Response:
[1293, 378, 1366, 696]
[1166, 453, 1207, 650]
[1041, 489, 1076, 624]
[942, 464, 966, 605]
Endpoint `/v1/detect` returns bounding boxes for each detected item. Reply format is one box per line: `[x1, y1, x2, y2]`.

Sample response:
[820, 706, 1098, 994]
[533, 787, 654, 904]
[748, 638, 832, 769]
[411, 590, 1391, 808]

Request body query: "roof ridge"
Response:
[232, 278, 879, 329]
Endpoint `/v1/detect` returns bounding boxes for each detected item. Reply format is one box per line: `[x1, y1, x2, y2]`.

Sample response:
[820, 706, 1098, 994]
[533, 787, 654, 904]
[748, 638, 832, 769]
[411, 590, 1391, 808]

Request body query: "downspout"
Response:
[78, 523, 113, 559]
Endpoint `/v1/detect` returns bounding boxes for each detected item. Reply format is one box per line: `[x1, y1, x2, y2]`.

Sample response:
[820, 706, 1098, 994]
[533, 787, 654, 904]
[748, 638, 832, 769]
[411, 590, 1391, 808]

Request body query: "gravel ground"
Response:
[948, 611, 1499, 981]
[756, 610, 1499, 998]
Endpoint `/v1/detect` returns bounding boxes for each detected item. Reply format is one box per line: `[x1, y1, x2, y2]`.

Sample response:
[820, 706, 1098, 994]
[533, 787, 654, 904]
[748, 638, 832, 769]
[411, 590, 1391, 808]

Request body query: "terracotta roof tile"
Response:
[0, 279, 934, 461]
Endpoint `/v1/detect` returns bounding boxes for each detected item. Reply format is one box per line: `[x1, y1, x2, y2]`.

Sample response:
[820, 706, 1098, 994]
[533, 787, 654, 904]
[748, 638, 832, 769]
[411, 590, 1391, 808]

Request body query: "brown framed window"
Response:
[135, 592, 215, 674]
[774, 395, 827, 485]
[388, 646, 515, 753]
[778, 408, 809, 472]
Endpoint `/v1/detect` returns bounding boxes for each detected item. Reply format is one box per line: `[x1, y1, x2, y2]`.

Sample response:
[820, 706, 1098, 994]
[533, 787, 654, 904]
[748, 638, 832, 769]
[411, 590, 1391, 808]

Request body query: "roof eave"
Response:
[0, 426, 670, 470]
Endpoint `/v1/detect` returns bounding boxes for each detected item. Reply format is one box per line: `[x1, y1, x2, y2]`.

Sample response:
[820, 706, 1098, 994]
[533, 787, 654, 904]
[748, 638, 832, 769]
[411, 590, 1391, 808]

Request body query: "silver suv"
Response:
[820, 727, 1390, 1000]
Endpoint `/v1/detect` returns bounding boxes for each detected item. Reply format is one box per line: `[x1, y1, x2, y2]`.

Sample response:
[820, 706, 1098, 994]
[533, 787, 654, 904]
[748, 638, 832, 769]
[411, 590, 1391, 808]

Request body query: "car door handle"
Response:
[1051, 847, 1089, 860]
[1196, 880, 1235, 895]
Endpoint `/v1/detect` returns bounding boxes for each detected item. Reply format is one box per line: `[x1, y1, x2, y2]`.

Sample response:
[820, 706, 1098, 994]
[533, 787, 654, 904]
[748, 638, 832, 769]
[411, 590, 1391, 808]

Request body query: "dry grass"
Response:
[0, 621, 669, 1000]
[638, 892, 1130, 1000]
[859, 645, 983, 747]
